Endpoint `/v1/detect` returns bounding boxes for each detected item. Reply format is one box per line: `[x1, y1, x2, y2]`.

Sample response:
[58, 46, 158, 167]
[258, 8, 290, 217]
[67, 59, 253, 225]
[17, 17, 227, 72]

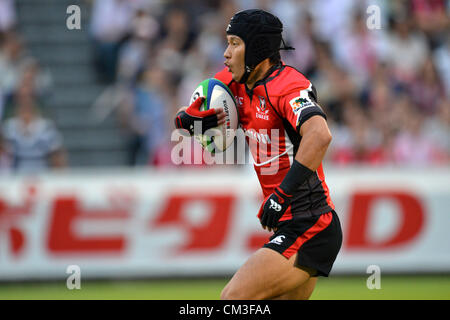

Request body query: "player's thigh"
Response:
[272, 276, 317, 300]
[220, 248, 312, 300]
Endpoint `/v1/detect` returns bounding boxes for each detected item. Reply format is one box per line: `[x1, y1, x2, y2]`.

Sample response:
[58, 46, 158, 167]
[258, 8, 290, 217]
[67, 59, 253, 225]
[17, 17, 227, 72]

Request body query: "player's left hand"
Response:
[258, 187, 292, 232]
[174, 97, 226, 135]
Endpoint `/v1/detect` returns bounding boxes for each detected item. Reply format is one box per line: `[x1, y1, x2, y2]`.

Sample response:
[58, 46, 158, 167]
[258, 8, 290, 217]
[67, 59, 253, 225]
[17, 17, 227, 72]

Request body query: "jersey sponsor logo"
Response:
[256, 96, 269, 120]
[269, 235, 286, 245]
[289, 96, 315, 114]
[289, 85, 316, 115]
[290, 87, 318, 127]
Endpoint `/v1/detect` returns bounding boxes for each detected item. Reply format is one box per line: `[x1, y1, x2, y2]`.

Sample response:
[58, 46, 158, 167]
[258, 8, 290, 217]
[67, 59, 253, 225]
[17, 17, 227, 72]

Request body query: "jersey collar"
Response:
[245, 62, 284, 98]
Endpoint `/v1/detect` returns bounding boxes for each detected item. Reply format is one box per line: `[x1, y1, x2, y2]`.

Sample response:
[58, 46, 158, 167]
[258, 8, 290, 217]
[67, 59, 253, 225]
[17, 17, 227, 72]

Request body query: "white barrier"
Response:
[0, 167, 449, 280]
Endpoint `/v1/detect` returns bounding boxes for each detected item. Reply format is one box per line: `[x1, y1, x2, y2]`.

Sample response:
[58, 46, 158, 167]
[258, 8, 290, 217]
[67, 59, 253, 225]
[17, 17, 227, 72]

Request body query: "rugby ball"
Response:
[189, 78, 238, 153]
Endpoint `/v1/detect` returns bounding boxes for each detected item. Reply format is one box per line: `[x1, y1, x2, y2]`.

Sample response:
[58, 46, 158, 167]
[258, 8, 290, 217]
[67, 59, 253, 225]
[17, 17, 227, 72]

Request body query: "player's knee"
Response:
[221, 285, 264, 300]
[220, 286, 241, 300]
[220, 287, 228, 300]
[221, 286, 242, 300]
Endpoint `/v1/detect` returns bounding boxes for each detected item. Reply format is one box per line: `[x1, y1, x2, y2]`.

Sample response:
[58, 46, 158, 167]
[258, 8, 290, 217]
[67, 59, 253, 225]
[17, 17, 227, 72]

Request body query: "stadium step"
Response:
[63, 127, 128, 151]
[27, 44, 94, 66]
[67, 149, 130, 167]
[15, 0, 128, 167]
[16, 0, 91, 25]
[51, 106, 119, 130]
[19, 26, 89, 46]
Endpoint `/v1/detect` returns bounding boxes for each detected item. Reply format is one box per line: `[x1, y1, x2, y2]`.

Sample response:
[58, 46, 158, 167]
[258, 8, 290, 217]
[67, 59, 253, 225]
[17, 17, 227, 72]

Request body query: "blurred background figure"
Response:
[1, 84, 66, 174]
[118, 66, 171, 166]
[89, 0, 135, 84]
[0, 0, 16, 32]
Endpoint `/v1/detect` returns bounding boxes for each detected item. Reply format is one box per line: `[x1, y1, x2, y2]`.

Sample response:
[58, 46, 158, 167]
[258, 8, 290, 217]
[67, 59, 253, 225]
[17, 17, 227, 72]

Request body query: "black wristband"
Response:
[279, 160, 314, 195]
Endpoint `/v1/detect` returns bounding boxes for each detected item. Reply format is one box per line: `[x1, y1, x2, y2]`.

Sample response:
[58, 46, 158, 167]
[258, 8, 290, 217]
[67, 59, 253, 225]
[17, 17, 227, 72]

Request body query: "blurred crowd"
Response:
[89, 0, 449, 167]
[0, 0, 65, 173]
[0, 0, 449, 172]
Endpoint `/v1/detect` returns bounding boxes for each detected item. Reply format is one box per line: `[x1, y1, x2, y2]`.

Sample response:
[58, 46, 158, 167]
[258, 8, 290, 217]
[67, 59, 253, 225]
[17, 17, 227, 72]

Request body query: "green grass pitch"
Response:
[0, 275, 449, 300]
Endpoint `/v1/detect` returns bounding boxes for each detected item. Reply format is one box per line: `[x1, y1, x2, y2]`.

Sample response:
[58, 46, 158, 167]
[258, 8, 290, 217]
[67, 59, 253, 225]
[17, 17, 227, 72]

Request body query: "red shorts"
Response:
[263, 211, 342, 277]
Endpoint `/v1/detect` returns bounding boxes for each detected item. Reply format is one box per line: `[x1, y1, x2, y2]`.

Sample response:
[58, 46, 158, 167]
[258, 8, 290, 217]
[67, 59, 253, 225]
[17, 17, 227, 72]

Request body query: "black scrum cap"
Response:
[226, 9, 294, 83]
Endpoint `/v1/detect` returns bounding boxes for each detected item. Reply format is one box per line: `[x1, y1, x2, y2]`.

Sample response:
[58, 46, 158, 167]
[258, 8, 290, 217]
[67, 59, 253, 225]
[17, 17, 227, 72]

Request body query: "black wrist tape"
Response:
[279, 160, 314, 195]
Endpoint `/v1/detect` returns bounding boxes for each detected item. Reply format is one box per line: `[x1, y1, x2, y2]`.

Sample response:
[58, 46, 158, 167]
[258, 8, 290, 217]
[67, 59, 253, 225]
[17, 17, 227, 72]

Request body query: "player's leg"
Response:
[272, 276, 318, 300]
[220, 248, 314, 300]
[221, 211, 342, 300]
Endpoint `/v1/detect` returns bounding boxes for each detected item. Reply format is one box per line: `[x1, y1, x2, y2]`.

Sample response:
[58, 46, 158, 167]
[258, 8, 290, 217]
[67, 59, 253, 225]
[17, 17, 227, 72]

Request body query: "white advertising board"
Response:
[0, 167, 448, 280]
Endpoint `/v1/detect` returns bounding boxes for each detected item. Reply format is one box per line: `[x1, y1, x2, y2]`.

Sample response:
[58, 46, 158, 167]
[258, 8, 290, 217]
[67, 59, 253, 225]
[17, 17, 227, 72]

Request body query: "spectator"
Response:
[392, 104, 440, 165]
[2, 86, 66, 174]
[409, 57, 445, 115]
[0, 86, 4, 121]
[18, 58, 53, 101]
[283, 12, 316, 77]
[156, 7, 196, 81]
[384, 16, 429, 84]
[0, 0, 16, 32]
[332, 11, 385, 88]
[308, 0, 356, 42]
[330, 100, 384, 165]
[118, 66, 171, 166]
[423, 99, 450, 164]
[0, 131, 11, 172]
[0, 33, 52, 112]
[433, 37, 450, 98]
[116, 7, 159, 85]
[411, 0, 448, 48]
[0, 32, 29, 99]
[89, 0, 135, 83]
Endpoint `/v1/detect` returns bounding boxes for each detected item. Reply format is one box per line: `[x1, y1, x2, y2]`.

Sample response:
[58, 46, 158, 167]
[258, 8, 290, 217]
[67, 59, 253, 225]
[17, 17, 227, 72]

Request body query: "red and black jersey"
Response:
[215, 63, 334, 221]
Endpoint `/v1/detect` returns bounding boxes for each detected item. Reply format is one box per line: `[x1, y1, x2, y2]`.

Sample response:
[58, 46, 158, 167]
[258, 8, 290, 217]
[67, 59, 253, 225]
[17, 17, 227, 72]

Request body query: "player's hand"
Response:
[174, 97, 226, 135]
[258, 187, 292, 232]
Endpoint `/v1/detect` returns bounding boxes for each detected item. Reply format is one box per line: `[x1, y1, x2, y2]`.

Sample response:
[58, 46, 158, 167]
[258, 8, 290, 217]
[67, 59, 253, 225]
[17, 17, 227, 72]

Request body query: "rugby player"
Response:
[175, 9, 342, 300]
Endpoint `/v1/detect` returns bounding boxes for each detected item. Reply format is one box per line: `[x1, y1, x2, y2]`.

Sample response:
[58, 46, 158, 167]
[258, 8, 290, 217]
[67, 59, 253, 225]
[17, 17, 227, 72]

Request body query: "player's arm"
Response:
[295, 115, 332, 171]
[259, 87, 331, 231]
[259, 117, 331, 231]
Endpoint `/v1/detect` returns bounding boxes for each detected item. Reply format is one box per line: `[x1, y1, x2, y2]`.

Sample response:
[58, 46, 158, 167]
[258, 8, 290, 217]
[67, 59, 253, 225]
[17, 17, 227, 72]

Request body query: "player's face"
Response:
[224, 35, 245, 82]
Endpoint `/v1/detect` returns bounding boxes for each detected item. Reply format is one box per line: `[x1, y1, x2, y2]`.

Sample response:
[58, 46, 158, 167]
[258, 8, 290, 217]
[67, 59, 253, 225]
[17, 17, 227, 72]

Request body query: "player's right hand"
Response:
[174, 97, 226, 135]
[258, 187, 292, 232]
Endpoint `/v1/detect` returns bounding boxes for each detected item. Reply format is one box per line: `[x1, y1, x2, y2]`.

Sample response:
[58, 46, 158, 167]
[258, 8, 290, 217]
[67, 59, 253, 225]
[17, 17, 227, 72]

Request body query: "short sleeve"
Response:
[279, 84, 326, 132]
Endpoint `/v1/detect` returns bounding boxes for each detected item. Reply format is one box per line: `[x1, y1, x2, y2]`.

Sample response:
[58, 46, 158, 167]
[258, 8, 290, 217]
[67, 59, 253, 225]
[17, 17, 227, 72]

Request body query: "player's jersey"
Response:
[215, 63, 334, 220]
